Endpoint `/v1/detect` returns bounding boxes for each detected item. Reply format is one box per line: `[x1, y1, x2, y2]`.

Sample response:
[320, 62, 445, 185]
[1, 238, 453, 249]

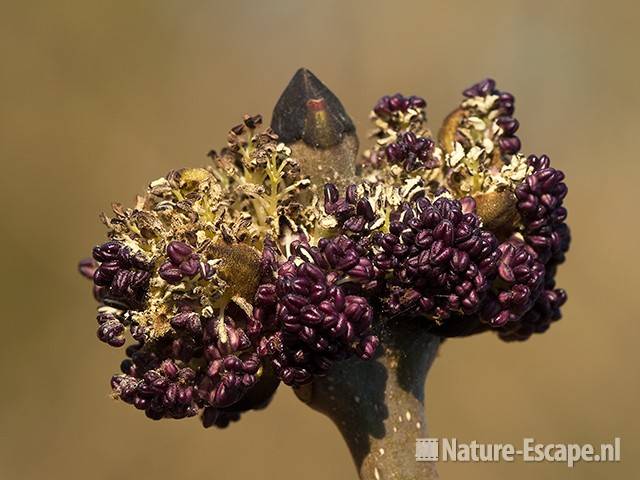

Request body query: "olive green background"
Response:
[1, 1, 638, 479]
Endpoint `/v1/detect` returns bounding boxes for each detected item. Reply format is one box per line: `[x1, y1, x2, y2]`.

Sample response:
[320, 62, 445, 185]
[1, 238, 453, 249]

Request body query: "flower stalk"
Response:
[296, 317, 440, 480]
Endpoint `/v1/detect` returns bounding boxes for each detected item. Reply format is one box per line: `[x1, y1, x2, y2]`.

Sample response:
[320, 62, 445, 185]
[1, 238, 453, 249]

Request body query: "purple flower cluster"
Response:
[78, 251, 138, 347]
[497, 286, 567, 341]
[515, 155, 569, 263]
[324, 184, 379, 237]
[111, 313, 262, 422]
[96, 310, 127, 347]
[482, 239, 545, 326]
[91, 241, 152, 309]
[80, 237, 274, 426]
[385, 132, 438, 171]
[487, 154, 570, 340]
[112, 359, 199, 420]
[373, 196, 501, 320]
[159, 241, 214, 284]
[373, 93, 426, 119]
[304, 235, 379, 290]
[463, 78, 520, 155]
[197, 320, 261, 408]
[79, 75, 573, 431]
[253, 258, 378, 386]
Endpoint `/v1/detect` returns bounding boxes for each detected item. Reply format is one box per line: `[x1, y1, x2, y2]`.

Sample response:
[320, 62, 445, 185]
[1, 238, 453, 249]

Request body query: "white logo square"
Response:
[416, 438, 439, 461]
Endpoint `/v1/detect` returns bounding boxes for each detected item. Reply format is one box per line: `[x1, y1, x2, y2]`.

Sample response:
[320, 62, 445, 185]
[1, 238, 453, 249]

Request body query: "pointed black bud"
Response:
[271, 68, 355, 148]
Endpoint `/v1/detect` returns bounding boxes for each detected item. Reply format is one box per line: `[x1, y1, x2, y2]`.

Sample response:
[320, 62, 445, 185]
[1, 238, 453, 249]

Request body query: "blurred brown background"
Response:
[1, 1, 638, 479]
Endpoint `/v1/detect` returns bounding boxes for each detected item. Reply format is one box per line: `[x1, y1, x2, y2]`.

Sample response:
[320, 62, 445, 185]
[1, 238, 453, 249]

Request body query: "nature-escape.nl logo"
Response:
[416, 437, 621, 467]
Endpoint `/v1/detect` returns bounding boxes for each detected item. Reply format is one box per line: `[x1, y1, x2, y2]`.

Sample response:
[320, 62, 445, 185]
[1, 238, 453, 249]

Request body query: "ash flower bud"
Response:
[297, 235, 380, 289]
[463, 78, 515, 115]
[463, 78, 496, 98]
[253, 256, 378, 386]
[516, 155, 570, 262]
[159, 241, 204, 284]
[494, 154, 570, 340]
[374, 196, 500, 320]
[483, 239, 545, 327]
[497, 287, 567, 341]
[373, 93, 426, 118]
[97, 311, 126, 347]
[92, 241, 122, 262]
[356, 335, 379, 360]
[385, 132, 438, 171]
[496, 116, 519, 135]
[158, 262, 183, 285]
[323, 184, 381, 237]
[85, 241, 152, 309]
[198, 319, 261, 408]
[179, 257, 200, 276]
[324, 183, 339, 205]
[112, 359, 200, 421]
[271, 68, 355, 148]
[459, 78, 521, 156]
[80, 71, 573, 431]
[170, 311, 202, 334]
[243, 113, 263, 129]
[167, 241, 193, 265]
[498, 136, 522, 155]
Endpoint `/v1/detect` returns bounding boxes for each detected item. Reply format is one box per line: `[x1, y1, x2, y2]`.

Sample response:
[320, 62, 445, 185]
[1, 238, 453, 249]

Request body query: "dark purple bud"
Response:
[167, 241, 193, 265]
[171, 312, 202, 334]
[357, 335, 379, 360]
[255, 284, 277, 305]
[324, 183, 339, 205]
[159, 262, 183, 284]
[496, 116, 519, 135]
[92, 241, 122, 262]
[463, 78, 496, 98]
[498, 136, 521, 154]
[93, 266, 115, 287]
[179, 257, 200, 277]
[282, 294, 308, 313]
